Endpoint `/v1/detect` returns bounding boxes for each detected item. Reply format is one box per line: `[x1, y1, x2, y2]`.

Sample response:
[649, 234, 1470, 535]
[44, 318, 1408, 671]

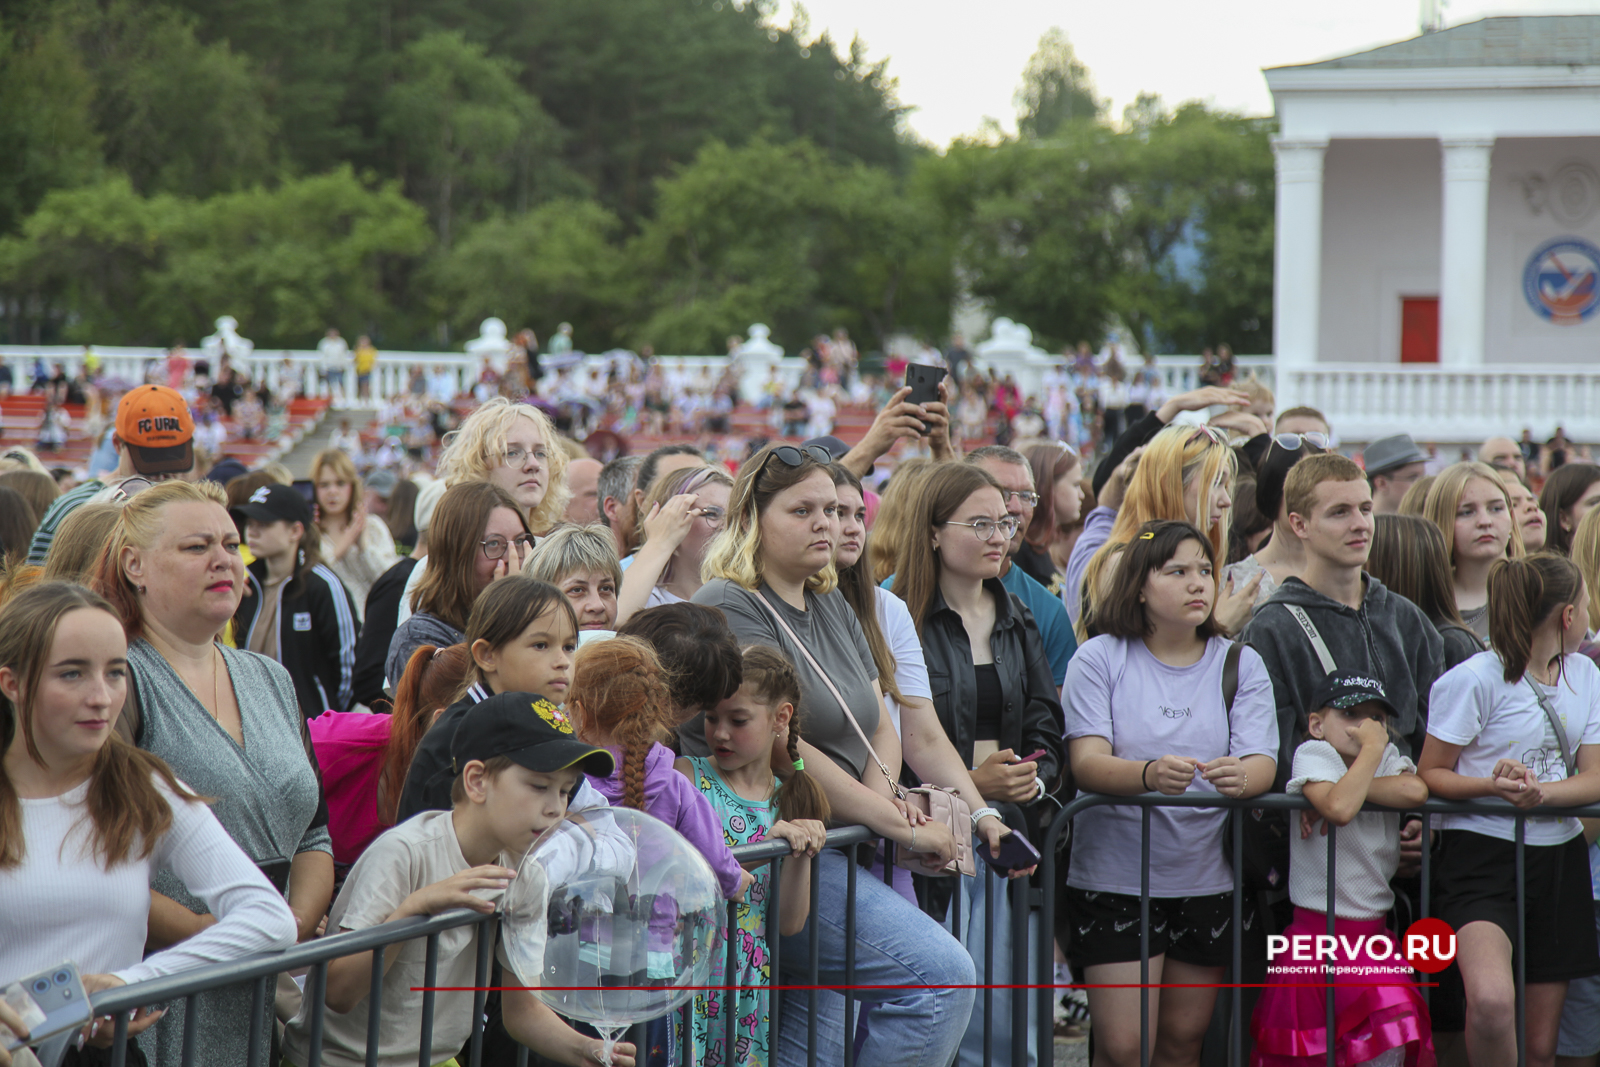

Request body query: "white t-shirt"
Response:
[875, 586, 933, 737]
[283, 810, 516, 1067]
[1427, 650, 1600, 845]
[1063, 635, 1279, 897]
[1287, 740, 1416, 919]
[0, 777, 295, 985]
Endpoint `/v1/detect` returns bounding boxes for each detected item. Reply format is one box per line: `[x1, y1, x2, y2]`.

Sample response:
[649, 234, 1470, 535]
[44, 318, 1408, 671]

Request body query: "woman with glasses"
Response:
[614, 464, 733, 626]
[393, 398, 568, 629]
[688, 442, 978, 1067]
[89, 481, 333, 1067]
[890, 461, 1066, 1067]
[384, 482, 531, 688]
[1220, 432, 1326, 617]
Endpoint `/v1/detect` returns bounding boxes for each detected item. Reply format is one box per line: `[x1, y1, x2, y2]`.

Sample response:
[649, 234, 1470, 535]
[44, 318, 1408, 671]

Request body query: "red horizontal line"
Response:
[413, 982, 1438, 992]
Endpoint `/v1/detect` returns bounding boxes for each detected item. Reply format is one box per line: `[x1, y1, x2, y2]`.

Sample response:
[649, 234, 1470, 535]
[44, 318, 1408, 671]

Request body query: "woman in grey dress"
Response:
[95, 479, 333, 1067]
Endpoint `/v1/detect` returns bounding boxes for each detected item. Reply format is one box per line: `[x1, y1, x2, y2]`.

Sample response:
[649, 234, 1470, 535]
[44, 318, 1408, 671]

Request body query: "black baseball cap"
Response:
[1311, 671, 1396, 717]
[448, 691, 615, 778]
[231, 482, 314, 528]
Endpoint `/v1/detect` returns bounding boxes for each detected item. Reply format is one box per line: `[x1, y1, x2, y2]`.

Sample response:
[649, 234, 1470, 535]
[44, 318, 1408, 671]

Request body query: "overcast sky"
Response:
[772, 0, 1600, 146]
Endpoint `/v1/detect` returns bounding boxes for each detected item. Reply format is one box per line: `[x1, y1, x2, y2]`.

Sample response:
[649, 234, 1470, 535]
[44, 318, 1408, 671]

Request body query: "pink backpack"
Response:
[308, 711, 393, 865]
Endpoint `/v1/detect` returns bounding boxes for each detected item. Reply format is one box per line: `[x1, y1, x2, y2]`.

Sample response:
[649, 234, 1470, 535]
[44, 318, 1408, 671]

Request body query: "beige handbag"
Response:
[753, 592, 975, 878]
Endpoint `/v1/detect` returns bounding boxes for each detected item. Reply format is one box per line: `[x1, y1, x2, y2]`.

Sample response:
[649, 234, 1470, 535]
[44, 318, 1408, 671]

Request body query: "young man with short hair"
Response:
[1241, 453, 1445, 789]
[1273, 406, 1331, 439]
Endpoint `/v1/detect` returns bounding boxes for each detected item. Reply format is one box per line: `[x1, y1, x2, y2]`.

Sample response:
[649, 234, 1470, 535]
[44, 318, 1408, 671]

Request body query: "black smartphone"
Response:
[977, 830, 1041, 877]
[292, 478, 316, 505]
[904, 363, 944, 436]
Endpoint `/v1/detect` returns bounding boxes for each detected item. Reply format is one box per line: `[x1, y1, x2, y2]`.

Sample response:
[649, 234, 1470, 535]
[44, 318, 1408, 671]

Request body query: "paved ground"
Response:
[279, 406, 376, 477]
[1055, 1035, 1089, 1065]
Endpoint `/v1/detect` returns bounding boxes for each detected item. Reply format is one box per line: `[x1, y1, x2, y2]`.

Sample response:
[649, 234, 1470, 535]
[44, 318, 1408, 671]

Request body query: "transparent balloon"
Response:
[501, 807, 725, 1064]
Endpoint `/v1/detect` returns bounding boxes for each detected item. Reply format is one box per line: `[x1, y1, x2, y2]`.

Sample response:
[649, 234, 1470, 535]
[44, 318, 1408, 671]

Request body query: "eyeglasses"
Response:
[480, 534, 533, 560]
[760, 444, 833, 476]
[944, 517, 1020, 541]
[501, 445, 547, 468]
[1272, 432, 1329, 451]
[1000, 490, 1041, 508]
[697, 506, 726, 526]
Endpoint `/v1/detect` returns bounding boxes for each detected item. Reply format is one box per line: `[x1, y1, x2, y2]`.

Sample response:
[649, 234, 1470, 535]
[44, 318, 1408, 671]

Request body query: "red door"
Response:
[1400, 297, 1439, 363]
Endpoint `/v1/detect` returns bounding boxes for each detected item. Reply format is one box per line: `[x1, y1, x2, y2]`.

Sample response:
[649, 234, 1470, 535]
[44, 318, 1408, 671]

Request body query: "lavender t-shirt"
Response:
[1064, 635, 1278, 897]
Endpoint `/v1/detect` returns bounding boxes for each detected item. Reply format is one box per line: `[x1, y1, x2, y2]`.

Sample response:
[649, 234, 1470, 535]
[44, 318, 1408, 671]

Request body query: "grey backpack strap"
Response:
[1526, 677, 1577, 779]
[1222, 642, 1243, 715]
[1284, 605, 1338, 675]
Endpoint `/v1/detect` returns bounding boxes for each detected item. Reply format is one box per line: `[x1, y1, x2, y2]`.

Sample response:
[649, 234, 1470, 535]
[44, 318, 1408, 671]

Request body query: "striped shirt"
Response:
[26, 479, 104, 563]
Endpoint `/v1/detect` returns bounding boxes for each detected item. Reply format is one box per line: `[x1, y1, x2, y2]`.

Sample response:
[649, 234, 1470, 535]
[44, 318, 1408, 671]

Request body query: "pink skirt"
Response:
[1251, 909, 1435, 1067]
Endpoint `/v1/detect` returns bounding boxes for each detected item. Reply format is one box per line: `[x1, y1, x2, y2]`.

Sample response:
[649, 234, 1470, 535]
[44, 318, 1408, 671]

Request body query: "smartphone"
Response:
[2, 961, 91, 1052]
[977, 831, 1042, 877]
[292, 478, 316, 505]
[1013, 749, 1048, 765]
[904, 363, 944, 436]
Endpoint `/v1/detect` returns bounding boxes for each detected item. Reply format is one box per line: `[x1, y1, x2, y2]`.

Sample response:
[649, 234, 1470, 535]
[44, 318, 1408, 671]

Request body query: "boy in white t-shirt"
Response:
[282, 692, 635, 1067]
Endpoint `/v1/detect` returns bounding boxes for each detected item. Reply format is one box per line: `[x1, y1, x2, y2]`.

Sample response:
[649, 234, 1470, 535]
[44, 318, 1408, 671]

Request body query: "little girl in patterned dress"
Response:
[675, 645, 830, 1067]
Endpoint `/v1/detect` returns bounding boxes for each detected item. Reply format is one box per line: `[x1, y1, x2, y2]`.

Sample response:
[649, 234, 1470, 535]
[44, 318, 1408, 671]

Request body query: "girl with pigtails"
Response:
[1420, 554, 1600, 1067]
[565, 635, 751, 901]
[675, 644, 830, 1067]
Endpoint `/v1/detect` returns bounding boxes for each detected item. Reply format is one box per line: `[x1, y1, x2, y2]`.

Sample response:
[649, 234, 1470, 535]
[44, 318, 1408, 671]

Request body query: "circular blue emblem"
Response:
[1523, 237, 1600, 324]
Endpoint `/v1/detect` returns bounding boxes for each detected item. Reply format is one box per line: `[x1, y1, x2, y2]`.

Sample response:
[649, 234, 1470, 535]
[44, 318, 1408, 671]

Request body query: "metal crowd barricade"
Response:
[1034, 792, 1600, 1067]
[82, 792, 1600, 1067]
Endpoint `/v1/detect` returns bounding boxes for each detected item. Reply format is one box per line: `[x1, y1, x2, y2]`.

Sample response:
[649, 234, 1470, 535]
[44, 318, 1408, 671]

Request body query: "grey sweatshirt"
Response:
[1241, 574, 1445, 791]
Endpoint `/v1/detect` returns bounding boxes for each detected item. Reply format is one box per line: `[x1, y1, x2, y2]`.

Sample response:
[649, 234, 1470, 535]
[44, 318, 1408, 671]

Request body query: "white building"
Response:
[1265, 16, 1600, 442]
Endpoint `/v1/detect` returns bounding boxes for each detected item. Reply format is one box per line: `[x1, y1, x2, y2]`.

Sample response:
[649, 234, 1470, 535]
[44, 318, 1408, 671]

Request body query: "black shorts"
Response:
[1433, 829, 1600, 984]
[1064, 887, 1250, 970]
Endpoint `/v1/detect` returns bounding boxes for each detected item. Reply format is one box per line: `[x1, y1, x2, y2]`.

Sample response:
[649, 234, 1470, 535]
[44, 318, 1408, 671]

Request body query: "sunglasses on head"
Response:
[1273, 432, 1329, 451]
[761, 444, 834, 474]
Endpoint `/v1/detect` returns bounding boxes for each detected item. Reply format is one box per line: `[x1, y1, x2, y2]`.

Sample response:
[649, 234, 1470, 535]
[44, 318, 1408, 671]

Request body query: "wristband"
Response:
[908, 825, 918, 853]
[970, 806, 1003, 832]
[1141, 759, 1156, 792]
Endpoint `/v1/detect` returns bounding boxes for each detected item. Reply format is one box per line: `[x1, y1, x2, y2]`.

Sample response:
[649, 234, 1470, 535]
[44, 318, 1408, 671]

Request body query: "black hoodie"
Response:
[1241, 574, 1445, 791]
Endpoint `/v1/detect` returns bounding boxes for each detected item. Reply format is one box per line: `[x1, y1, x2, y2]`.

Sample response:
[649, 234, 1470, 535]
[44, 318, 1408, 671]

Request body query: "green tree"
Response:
[1110, 101, 1274, 353]
[380, 30, 567, 247]
[1015, 28, 1103, 140]
[430, 199, 626, 346]
[55, 0, 277, 198]
[627, 137, 946, 354]
[0, 169, 431, 346]
[927, 127, 1126, 350]
[0, 19, 102, 245]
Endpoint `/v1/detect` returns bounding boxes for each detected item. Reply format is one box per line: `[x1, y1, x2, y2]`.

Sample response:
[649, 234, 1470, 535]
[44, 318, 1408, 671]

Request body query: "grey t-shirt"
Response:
[687, 579, 880, 781]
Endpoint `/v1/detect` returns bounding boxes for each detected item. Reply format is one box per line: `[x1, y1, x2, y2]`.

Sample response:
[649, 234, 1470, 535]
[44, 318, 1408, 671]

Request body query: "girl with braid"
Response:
[676, 645, 829, 1066]
[567, 635, 752, 900]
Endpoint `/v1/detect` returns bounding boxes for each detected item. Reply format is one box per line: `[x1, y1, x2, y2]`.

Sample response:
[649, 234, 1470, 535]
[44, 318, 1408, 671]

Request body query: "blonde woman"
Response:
[397, 397, 565, 625]
[615, 464, 732, 624]
[310, 448, 397, 619]
[524, 523, 623, 633]
[435, 396, 569, 533]
[1067, 423, 1244, 635]
[1420, 461, 1524, 640]
[1570, 506, 1600, 636]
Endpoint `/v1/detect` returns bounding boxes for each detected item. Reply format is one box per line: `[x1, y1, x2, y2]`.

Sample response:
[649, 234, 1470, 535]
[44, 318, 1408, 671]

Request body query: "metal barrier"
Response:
[78, 792, 1600, 1067]
[1034, 791, 1600, 1067]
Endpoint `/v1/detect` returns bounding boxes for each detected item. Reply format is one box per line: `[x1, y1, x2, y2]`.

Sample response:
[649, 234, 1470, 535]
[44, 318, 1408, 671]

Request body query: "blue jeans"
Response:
[777, 848, 976, 1066]
[941, 860, 1041, 1067]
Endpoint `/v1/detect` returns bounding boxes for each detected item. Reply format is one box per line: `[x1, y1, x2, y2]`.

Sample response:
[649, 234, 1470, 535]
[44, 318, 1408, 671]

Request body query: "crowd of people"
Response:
[4, 346, 1600, 1067]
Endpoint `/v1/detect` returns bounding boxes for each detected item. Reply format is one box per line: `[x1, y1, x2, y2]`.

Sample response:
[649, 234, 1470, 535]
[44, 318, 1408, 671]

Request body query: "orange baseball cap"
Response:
[115, 385, 195, 475]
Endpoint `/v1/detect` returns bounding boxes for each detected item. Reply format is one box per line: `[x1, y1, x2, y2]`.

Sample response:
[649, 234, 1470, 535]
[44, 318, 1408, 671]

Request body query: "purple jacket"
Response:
[588, 742, 745, 899]
[1064, 506, 1117, 624]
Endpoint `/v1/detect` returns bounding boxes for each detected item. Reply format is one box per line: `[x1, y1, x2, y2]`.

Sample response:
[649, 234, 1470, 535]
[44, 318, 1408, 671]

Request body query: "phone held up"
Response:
[903, 363, 944, 436]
